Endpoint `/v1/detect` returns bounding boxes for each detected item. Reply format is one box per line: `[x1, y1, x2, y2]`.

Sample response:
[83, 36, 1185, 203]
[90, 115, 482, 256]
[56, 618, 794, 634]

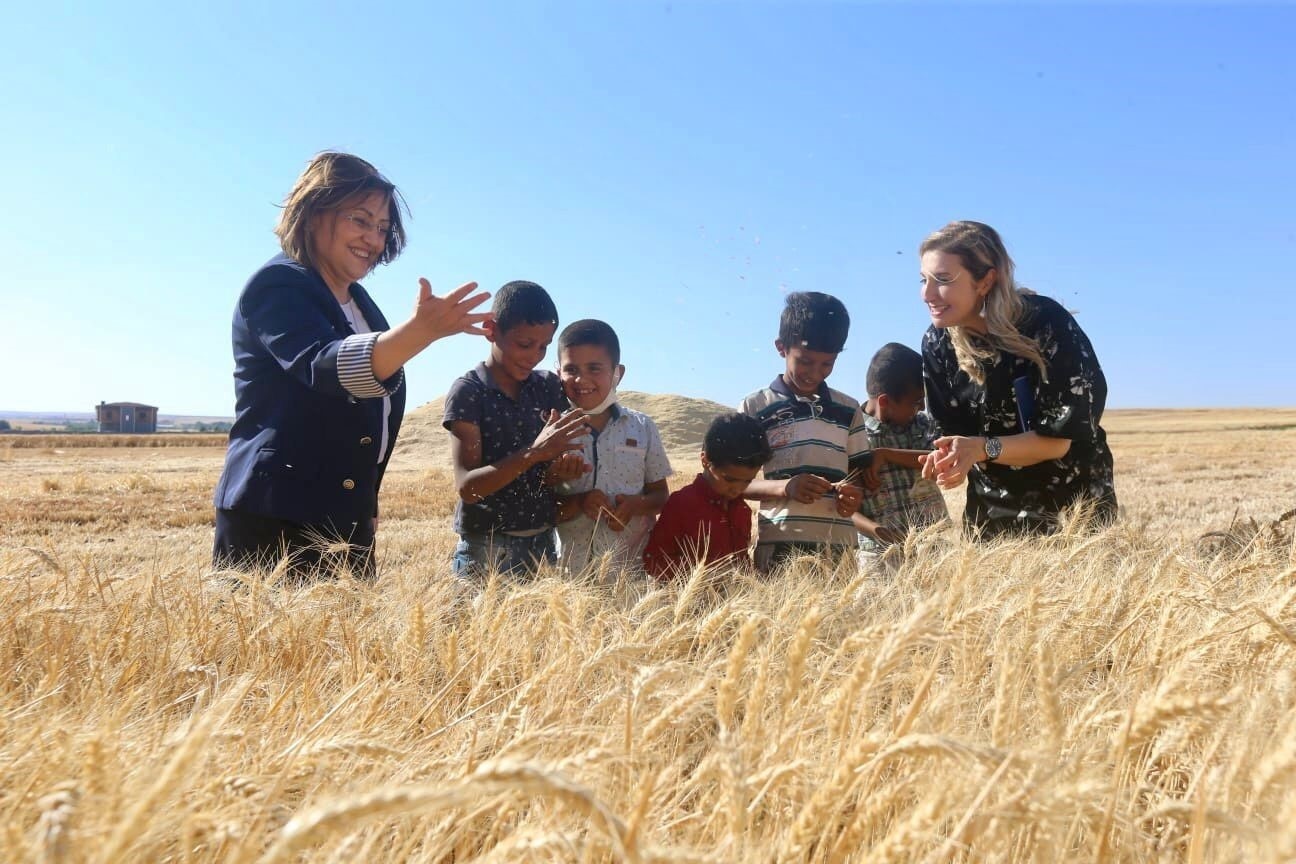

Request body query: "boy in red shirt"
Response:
[643, 413, 773, 580]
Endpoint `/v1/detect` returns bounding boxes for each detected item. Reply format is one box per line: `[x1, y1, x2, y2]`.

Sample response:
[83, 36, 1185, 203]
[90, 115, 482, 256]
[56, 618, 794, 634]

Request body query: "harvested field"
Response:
[1, 408, 1293, 861]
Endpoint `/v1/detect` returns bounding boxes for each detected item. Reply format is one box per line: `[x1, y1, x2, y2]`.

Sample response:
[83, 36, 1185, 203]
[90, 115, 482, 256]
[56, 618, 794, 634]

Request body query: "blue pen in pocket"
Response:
[1012, 376, 1034, 433]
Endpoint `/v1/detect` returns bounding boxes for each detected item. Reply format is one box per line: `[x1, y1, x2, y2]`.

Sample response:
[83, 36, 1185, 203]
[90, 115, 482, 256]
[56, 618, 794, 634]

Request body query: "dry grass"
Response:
[1, 409, 1294, 861]
[0, 433, 227, 449]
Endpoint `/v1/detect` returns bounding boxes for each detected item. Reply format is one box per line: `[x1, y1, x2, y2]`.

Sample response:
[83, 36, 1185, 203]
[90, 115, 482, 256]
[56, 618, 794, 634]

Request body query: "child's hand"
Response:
[874, 524, 905, 545]
[855, 513, 903, 546]
[546, 451, 590, 485]
[532, 409, 589, 461]
[919, 446, 945, 482]
[581, 489, 614, 523]
[861, 453, 886, 492]
[832, 482, 862, 517]
[608, 494, 643, 532]
[785, 473, 833, 504]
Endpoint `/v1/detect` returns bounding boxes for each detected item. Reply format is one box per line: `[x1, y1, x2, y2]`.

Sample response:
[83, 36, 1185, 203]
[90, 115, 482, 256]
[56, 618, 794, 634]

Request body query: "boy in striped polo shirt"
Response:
[740, 292, 869, 572]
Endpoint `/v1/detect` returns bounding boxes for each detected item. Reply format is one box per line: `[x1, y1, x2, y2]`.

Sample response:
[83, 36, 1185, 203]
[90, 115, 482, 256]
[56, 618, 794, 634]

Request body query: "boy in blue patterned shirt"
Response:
[853, 343, 949, 565]
[443, 281, 590, 580]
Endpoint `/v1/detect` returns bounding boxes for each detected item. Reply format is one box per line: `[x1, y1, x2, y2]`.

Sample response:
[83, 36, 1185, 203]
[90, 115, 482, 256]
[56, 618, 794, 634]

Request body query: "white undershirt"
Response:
[340, 298, 392, 464]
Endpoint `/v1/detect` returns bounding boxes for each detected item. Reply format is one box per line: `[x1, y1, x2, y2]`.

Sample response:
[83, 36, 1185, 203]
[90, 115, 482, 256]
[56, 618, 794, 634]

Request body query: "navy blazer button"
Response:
[359, 436, 373, 445]
[342, 479, 356, 490]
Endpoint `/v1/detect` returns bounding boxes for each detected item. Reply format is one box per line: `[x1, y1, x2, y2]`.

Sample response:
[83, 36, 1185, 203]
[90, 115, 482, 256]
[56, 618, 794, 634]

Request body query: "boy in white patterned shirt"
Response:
[554, 320, 672, 578]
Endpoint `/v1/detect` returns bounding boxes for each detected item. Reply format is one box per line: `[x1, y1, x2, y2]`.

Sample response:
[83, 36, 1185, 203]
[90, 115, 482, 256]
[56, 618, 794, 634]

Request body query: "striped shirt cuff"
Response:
[337, 332, 393, 398]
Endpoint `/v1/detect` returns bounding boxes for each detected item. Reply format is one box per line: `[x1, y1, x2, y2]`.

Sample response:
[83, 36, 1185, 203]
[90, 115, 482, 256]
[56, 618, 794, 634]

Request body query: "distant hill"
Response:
[393, 390, 734, 465]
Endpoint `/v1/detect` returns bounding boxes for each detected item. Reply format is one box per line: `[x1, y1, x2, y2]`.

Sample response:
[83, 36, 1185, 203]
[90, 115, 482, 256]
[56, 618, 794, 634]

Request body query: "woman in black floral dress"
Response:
[918, 221, 1116, 538]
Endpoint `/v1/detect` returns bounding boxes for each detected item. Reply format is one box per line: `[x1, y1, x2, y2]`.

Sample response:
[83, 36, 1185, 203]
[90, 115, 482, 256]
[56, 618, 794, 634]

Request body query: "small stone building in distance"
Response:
[95, 401, 158, 433]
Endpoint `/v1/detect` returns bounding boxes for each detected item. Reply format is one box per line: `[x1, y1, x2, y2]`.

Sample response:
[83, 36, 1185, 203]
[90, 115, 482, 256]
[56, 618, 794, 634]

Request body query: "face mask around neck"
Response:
[582, 369, 623, 416]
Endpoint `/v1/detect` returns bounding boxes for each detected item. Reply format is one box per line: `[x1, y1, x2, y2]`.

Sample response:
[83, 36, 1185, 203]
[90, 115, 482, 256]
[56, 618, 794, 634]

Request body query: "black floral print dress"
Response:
[922, 293, 1117, 538]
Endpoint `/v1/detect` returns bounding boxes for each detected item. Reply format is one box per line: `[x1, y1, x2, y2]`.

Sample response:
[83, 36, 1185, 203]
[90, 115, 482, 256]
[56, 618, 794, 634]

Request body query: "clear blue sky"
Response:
[5, 2, 1294, 415]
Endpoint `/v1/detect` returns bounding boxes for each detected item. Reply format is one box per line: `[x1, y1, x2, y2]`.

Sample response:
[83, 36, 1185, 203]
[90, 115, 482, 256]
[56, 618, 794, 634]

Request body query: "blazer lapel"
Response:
[298, 262, 353, 334]
[350, 284, 390, 332]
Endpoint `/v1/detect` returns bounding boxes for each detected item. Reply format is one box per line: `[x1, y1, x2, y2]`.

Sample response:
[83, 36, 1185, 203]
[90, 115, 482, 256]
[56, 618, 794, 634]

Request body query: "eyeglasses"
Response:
[339, 212, 395, 241]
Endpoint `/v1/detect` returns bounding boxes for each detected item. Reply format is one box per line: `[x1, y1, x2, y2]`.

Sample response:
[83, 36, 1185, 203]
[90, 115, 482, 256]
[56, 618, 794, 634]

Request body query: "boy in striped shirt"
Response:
[740, 292, 869, 572]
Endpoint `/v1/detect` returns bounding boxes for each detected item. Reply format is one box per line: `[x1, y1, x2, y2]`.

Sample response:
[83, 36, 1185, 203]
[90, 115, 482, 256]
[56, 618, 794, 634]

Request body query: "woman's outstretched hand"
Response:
[371, 280, 492, 382]
[414, 278, 492, 341]
[922, 435, 987, 490]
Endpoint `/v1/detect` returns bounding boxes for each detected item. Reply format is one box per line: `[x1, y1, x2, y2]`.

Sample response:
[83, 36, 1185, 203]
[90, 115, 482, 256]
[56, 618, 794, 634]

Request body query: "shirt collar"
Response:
[769, 375, 833, 404]
[690, 473, 738, 508]
[863, 410, 918, 435]
[581, 403, 622, 432]
[472, 362, 542, 396]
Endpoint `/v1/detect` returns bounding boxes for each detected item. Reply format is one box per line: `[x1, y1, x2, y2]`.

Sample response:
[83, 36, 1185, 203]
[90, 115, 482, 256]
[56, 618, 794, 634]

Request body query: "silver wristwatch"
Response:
[984, 436, 1003, 462]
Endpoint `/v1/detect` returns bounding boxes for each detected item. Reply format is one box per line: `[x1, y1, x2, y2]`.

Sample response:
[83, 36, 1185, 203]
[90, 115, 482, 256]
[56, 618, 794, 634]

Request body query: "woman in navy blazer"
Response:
[213, 152, 490, 578]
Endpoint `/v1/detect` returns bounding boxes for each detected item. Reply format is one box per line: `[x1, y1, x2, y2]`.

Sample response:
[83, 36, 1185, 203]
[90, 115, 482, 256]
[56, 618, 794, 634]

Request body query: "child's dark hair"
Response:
[866, 342, 924, 399]
[557, 319, 620, 366]
[492, 280, 559, 334]
[704, 413, 773, 469]
[779, 291, 850, 353]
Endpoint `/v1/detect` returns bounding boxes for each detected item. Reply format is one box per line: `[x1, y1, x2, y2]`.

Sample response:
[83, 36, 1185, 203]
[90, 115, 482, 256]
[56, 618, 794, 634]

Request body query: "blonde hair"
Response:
[275, 152, 408, 274]
[920, 220, 1047, 385]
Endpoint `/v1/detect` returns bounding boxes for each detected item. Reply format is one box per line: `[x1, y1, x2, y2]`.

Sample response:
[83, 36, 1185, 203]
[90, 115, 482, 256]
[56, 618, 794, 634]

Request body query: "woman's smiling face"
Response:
[310, 190, 391, 291]
[920, 249, 992, 331]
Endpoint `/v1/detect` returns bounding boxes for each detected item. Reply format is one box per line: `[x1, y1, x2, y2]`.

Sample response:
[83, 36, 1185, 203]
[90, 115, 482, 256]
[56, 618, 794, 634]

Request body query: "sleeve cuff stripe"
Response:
[337, 333, 389, 398]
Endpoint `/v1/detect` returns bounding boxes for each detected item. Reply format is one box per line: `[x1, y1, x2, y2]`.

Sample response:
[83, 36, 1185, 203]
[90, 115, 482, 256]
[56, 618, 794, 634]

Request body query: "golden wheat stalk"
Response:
[258, 760, 633, 864]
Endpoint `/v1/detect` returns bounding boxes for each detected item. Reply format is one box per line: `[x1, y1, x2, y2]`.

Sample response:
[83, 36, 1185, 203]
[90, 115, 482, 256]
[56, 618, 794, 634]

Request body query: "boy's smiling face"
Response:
[559, 343, 623, 413]
[776, 341, 838, 397]
[487, 320, 557, 386]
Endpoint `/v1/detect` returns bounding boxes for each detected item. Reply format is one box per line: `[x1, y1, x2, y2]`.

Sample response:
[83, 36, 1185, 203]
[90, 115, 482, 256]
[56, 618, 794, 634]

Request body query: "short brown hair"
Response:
[275, 152, 408, 272]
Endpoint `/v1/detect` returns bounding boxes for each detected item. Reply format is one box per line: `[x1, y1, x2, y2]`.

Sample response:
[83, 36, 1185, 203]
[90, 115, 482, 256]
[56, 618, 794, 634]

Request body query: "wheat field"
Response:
[1, 407, 1294, 862]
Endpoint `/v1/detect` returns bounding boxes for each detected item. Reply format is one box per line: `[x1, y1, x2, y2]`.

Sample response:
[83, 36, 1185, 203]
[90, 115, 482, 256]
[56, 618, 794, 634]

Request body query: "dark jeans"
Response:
[452, 529, 557, 582]
[213, 508, 375, 581]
